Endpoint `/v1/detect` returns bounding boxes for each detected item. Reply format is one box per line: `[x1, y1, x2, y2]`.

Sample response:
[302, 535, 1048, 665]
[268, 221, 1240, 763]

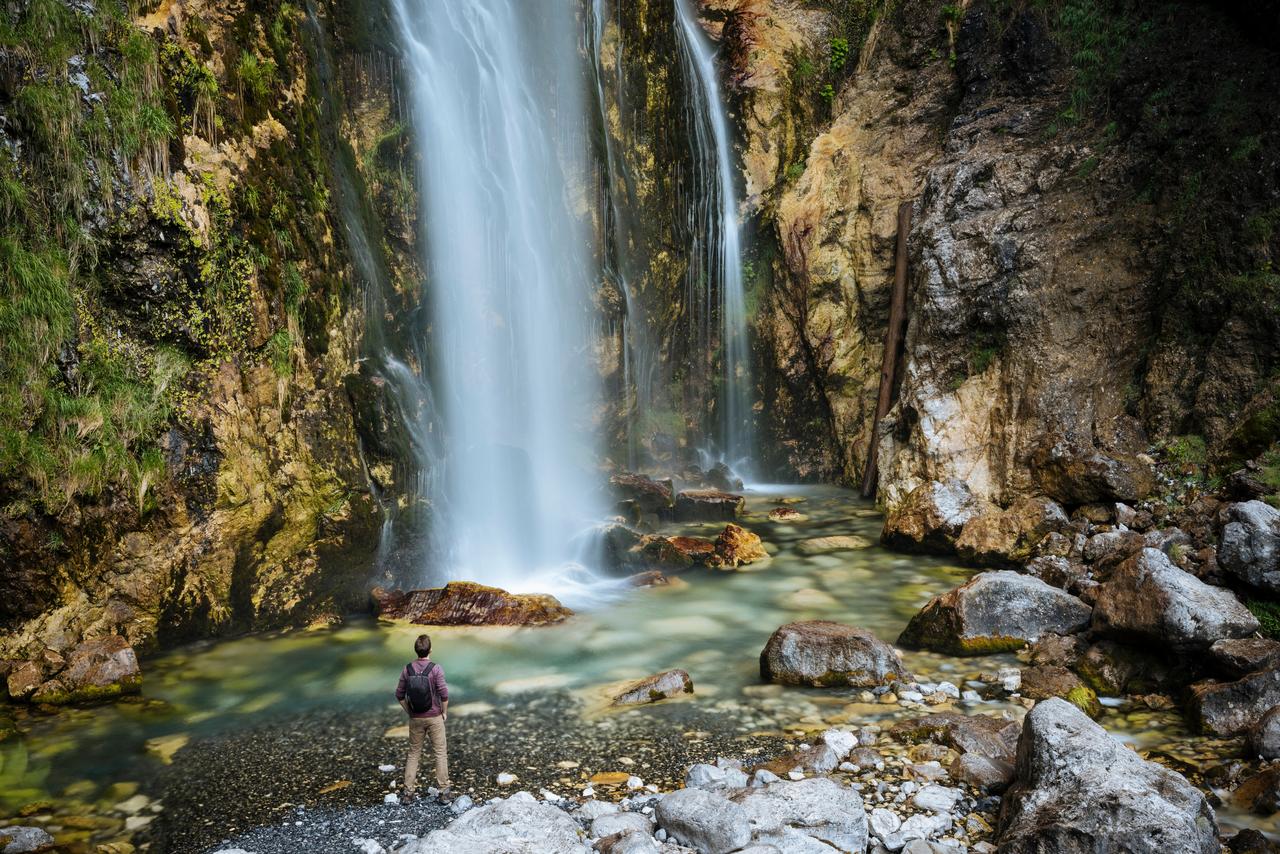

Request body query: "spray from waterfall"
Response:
[392, 0, 607, 598]
[673, 0, 755, 479]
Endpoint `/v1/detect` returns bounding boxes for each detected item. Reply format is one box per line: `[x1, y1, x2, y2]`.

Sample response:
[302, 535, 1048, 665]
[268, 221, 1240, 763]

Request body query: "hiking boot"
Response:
[436, 788, 457, 805]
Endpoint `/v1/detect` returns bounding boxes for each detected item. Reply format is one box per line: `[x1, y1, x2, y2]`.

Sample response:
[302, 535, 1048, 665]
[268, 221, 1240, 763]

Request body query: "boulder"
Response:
[1209, 638, 1280, 679]
[897, 571, 1091, 655]
[1190, 665, 1280, 736]
[26, 636, 141, 705]
[882, 479, 991, 554]
[955, 497, 1068, 568]
[663, 536, 717, 565]
[0, 826, 54, 854]
[795, 535, 873, 555]
[1030, 435, 1155, 504]
[1017, 665, 1100, 718]
[999, 698, 1218, 853]
[656, 787, 751, 854]
[730, 778, 868, 852]
[1023, 556, 1087, 592]
[404, 791, 590, 853]
[1219, 501, 1280, 594]
[889, 712, 1021, 765]
[610, 473, 674, 516]
[1248, 706, 1280, 760]
[674, 490, 744, 522]
[1233, 767, 1280, 815]
[711, 524, 769, 568]
[1092, 548, 1259, 650]
[371, 583, 572, 626]
[949, 752, 1014, 792]
[760, 621, 908, 688]
[612, 670, 693, 706]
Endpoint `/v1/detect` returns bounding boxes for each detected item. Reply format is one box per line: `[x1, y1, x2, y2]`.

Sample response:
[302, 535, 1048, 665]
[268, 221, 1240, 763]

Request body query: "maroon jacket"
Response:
[395, 657, 449, 718]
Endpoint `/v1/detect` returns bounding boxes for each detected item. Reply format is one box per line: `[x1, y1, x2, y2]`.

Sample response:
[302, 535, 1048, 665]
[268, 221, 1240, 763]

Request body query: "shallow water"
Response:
[2, 486, 1272, 842]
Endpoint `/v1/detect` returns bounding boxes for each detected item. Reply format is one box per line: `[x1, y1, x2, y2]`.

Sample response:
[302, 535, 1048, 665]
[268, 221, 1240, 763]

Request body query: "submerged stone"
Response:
[674, 490, 745, 522]
[796, 535, 873, 555]
[612, 669, 694, 706]
[371, 582, 572, 626]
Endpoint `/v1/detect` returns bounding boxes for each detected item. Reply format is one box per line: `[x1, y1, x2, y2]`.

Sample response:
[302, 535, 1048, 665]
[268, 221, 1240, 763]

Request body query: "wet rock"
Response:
[889, 712, 1021, 764]
[612, 670, 693, 706]
[760, 621, 908, 688]
[5, 662, 42, 702]
[26, 636, 141, 705]
[897, 571, 1091, 655]
[673, 490, 744, 522]
[1210, 638, 1280, 679]
[625, 570, 674, 588]
[1017, 666, 1100, 718]
[955, 497, 1068, 568]
[1219, 501, 1280, 594]
[882, 479, 992, 555]
[656, 787, 751, 854]
[731, 777, 868, 852]
[1026, 633, 1087, 669]
[592, 812, 654, 839]
[404, 791, 589, 853]
[756, 743, 839, 777]
[711, 524, 769, 568]
[1228, 828, 1280, 854]
[999, 698, 1218, 853]
[767, 507, 807, 522]
[706, 463, 744, 492]
[795, 535, 873, 555]
[0, 825, 55, 853]
[1234, 767, 1280, 815]
[1092, 548, 1258, 650]
[371, 582, 572, 626]
[1191, 665, 1280, 736]
[1030, 436, 1155, 504]
[637, 535, 708, 570]
[1248, 706, 1280, 759]
[610, 473, 675, 517]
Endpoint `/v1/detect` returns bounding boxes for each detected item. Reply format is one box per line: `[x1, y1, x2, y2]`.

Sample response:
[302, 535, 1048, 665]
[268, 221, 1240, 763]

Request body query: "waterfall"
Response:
[392, 0, 605, 594]
[673, 0, 755, 478]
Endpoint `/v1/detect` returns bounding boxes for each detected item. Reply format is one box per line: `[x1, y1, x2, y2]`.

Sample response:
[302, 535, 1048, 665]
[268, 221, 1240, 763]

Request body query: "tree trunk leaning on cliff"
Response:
[861, 201, 913, 499]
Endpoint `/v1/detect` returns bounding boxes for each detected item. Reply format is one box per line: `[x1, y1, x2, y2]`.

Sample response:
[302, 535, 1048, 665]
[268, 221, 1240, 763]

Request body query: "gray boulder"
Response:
[592, 812, 654, 840]
[1249, 706, 1280, 760]
[1219, 501, 1280, 593]
[882, 479, 992, 555]
[999, 698, 1218, 853]
[731, 778, 868, 853]
[1190, 665, 1280, 736]
[404, 791, 590, 853]
[0, 826, 54, 854]
[1092, 548, 1259, 649]
[656, 787, 752, 854]
[760, 621, 909, 687]
[897, 571, 1091, 655]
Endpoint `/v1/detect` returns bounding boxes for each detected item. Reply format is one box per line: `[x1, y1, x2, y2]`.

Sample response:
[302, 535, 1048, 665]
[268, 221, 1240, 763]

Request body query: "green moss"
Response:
[1064, 684, 1102, 718]
[1246, 598, 1280, 640]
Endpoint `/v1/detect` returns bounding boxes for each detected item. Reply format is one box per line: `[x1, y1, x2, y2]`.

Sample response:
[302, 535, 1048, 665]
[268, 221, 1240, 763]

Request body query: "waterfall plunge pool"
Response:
[1, 486, 1260, 849]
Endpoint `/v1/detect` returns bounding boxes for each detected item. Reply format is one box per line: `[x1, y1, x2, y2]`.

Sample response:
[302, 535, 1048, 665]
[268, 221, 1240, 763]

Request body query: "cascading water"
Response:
[673, 0, 755, 478]
[392, 0, 606, 598]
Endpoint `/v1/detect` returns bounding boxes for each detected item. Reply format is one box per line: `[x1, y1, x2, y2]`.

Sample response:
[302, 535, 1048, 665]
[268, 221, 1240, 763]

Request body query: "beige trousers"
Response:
[404, 715, 449, 792]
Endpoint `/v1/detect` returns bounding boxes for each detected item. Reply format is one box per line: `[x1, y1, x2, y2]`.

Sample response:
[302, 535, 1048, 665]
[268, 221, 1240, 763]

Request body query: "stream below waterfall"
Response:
[1, 487, 1267, 850]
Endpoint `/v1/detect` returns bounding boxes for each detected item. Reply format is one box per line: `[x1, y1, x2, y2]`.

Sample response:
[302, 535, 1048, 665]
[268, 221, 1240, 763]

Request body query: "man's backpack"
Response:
[404, 661, 439, 714]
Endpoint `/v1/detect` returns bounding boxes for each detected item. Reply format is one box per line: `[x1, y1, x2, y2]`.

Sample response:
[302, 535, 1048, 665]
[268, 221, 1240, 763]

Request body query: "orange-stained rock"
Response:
[710, 524, 769, 568]
[371, 582, 572, 626]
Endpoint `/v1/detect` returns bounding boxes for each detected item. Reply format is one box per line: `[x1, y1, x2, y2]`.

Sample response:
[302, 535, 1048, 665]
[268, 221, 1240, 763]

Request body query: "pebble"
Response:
[496, 772, 517, 786]
[378, 764, 395, 773]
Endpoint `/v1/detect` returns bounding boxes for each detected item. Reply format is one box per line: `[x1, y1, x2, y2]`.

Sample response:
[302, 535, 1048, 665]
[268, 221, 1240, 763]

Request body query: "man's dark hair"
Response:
[414, 634, 432, 657]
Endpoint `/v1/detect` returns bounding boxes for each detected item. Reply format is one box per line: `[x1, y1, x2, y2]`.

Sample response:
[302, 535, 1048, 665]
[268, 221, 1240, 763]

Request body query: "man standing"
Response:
[395, 633, 453, 803]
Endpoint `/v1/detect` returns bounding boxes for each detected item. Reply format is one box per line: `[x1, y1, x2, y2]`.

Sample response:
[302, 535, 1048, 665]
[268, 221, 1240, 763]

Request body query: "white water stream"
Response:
[391, 0, 606, 597]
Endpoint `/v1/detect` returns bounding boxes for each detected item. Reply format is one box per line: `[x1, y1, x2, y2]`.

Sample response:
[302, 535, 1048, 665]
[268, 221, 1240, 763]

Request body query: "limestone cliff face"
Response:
[0, 0, 415, 678]
[710, 0, 1280, 503]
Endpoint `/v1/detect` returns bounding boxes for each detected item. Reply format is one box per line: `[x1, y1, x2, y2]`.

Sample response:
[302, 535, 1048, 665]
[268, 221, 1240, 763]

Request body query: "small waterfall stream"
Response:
[391, 0, 605, 596]
[673, 0, 755, 477]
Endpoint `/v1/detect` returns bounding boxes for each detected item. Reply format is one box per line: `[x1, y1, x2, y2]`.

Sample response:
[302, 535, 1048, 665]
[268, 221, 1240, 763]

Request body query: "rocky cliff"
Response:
[0, 0, 420, 699]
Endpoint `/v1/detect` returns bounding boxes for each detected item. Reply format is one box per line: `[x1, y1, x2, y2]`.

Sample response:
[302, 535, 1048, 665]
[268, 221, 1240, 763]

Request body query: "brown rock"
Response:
[610, 472, 674, 516]
[1209, 638, 1280, 679]
[625, 570, 672, 588]
[5, 661, 43, 701]
[612, 669, 693, 705]
[768, 507, 807, 522]
[1234, 767, 1280, 815]
[1191, 666, 1280, 736]
[710, 524, 769, 568]
[29, 636, 141, 705]
[889, 712, 1021, 764]
[760, 621, 908, 688]
[673, 490, 744, 522]
[950, 752, 1015, 792]
[666, 536, 718, 564]
[1030, 435, 1156, 504]
[955, 497, 1068, 568]
[371, 582, 572, 627]
[1018, 665, 1101, 718]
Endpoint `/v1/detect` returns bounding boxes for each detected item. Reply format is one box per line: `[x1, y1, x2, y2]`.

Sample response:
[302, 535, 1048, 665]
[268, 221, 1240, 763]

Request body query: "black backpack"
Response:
[404, 661, 439, 714]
